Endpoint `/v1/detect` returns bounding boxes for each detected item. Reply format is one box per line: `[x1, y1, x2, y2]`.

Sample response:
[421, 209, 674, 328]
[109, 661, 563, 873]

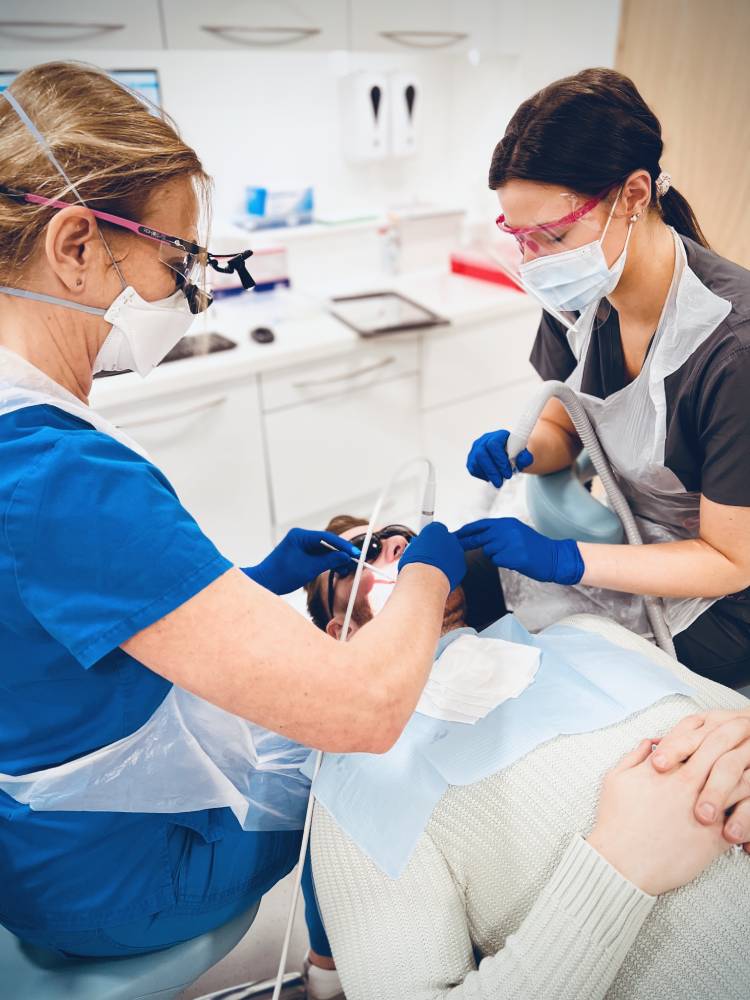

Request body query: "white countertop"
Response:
[90, 267, 538, 408]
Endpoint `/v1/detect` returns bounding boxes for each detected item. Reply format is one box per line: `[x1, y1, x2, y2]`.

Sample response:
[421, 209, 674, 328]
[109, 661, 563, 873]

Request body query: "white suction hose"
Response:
[506, 381, 675, 657]
[270, 458, 436, 1000]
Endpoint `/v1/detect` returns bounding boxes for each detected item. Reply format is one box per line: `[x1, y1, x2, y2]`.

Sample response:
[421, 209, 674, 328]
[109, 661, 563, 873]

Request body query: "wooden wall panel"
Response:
[616, 0, 750, 267]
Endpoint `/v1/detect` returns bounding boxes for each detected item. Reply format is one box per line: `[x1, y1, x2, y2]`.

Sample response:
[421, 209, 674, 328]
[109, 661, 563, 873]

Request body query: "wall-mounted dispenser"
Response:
[340, 71, 390, 162]
[390, 72, 419, 158]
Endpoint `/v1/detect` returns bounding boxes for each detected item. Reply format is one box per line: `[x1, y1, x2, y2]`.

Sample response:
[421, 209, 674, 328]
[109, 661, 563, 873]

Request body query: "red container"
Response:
[450, 251, 525, 292]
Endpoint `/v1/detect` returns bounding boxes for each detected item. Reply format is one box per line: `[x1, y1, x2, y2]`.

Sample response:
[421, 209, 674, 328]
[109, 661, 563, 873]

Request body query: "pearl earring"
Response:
[629, 213, 640, 223]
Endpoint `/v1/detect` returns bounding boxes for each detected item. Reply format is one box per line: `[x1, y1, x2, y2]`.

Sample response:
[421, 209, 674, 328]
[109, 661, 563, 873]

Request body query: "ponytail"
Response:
[658, 185, 710, 249]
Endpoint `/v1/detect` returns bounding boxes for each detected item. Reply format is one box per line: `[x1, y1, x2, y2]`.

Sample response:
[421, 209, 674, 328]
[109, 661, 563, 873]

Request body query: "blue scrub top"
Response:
[0, 404, 292, 935]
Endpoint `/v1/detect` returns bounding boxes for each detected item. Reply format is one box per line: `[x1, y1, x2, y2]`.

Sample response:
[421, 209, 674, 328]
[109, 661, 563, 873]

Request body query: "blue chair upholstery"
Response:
[0, 900, 259, 1000]
[526, 451, 624, 546]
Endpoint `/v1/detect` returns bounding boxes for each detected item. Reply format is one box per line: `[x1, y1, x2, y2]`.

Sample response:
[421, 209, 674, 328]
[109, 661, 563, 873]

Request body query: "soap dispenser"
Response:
[390, 72, 419, 158]
[340, 71, 390, 162]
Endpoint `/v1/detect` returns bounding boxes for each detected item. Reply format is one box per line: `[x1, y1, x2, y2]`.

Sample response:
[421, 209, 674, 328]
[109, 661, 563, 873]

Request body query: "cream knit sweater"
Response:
[312, 615, 750, 1000]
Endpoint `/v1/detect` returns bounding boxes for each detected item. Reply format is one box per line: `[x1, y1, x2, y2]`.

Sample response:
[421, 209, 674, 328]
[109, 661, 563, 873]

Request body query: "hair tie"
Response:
[655, 171, 672, 197]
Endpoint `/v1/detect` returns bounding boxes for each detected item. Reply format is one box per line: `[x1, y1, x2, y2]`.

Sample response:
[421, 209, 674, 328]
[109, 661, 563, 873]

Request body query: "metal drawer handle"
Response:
[201, 25, 321, 47]
[292, 356, 396, 390]
[0, 20, 125, 42]
[118, 396, 227, 430]
[379, 30, 468, 49]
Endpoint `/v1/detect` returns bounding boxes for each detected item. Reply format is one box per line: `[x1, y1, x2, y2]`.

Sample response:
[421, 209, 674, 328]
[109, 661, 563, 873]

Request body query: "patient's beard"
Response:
[366, 570, 466, 635]
[441, 587, 467, 635]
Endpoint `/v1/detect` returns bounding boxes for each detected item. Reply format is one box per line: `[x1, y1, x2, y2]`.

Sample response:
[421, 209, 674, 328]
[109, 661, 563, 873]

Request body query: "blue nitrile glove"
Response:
[466, 429, 533, 489]
[455, 517, 585, 585]
[243, 529, 361, 596]
[398, 521, 467, 592]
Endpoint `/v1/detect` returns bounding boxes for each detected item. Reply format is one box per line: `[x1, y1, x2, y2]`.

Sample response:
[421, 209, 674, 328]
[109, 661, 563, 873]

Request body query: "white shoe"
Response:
[302, 954, 345, 1000]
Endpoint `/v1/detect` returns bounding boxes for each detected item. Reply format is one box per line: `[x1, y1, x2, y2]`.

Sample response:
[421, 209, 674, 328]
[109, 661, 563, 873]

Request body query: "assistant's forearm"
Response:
[524, 416, 582, 475]
[579, 537, 750, 598]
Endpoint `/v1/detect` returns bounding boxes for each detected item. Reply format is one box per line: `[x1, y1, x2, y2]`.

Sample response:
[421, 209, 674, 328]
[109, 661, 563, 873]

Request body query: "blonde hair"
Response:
[0, 61, 211, 283]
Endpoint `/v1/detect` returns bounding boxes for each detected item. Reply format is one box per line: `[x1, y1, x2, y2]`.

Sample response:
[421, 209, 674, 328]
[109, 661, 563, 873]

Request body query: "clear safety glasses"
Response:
[495, 184, 618, 257]
[0, 185, 256, 315]
[327, 524, 416, 616]
[488, 182, 627, 329]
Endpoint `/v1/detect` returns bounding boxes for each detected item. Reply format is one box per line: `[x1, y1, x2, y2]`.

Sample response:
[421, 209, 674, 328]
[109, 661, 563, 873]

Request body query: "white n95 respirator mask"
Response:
[0, 282, 195, 379]
[94, 285, 195, 376]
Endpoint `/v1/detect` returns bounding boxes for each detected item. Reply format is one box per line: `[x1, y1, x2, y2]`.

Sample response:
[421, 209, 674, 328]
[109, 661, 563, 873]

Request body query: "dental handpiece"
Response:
[319, 540, 394, 581]
[420, 465, 436, 528]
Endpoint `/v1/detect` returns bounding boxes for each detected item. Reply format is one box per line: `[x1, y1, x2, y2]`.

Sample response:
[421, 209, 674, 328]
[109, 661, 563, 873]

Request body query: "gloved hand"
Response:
[243, 529, 361, 596]
[466, 429, 533, 489]
[398, 521, 467, 592]
[455, 517, 585, 585]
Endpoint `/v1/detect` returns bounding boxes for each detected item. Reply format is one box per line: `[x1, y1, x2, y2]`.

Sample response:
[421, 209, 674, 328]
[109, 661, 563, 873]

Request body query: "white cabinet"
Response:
[424, 378, 543, 473]
[421, 305, 540, 411]
[86, 297, 541, 560]
[423, 378, 542, 528]
[260, 337, 422, 529]
[0, 0, 164, 49]
[0, 0, 523, 53]
[419, 300, 541, 527]
[261, 337, 419, 411]
[349, 0, 522, 55]
[161, 0, 348, 51]
[94, 378, 273, 567]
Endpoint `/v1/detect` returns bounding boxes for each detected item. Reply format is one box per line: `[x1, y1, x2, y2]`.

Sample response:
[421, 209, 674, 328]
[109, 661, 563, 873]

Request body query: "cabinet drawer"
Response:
[260, 336, 419, 412]
[351, 0, 478, 53]
[161, 0, 348, 50]
[421, 309, 541, 411]
[265, 373, 421, 525]
[0, 0, 164, 48]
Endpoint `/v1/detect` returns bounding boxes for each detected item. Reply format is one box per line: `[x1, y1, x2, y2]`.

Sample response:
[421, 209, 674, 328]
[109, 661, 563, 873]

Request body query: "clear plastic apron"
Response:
[0, 347, 311, 831]
[502, 231, 733, 638]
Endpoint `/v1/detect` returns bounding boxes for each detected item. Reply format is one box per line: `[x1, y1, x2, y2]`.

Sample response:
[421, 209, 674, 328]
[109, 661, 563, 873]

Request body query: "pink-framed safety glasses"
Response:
[496, 184, 617, 256]
[0, 184, 256, 314]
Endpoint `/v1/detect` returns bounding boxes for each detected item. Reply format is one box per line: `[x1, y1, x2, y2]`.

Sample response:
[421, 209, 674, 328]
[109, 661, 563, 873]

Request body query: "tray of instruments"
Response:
[329, 291, 449, 337]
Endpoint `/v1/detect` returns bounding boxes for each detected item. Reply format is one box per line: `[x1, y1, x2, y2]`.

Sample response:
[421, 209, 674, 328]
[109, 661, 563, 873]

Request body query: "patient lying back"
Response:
[305, 518, 750, 1000]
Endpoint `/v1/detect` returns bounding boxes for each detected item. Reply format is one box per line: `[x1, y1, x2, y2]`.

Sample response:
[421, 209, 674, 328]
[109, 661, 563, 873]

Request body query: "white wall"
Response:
[6, 0, 621, 230]
[442, 0, 622, 223]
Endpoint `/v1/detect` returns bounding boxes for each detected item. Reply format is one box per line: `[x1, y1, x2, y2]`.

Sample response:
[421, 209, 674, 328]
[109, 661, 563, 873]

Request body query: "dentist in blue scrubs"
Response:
[0, 62, 465, 969]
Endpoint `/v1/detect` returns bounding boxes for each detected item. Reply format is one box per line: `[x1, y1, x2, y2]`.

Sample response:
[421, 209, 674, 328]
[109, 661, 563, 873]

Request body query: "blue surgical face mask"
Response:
[518, 188, 635, 313]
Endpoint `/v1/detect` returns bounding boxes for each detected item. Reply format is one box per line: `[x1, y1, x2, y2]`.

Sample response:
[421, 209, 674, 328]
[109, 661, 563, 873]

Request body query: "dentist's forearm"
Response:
[123, 565, 449, 757]
[347, 563, 449, 747]
[578, 537, 750, 599]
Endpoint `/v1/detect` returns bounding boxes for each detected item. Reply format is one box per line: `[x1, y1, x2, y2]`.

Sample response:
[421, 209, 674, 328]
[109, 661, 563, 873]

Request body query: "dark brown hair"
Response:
[305, 515, 369, 630]
[488, 67, 709, 248]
